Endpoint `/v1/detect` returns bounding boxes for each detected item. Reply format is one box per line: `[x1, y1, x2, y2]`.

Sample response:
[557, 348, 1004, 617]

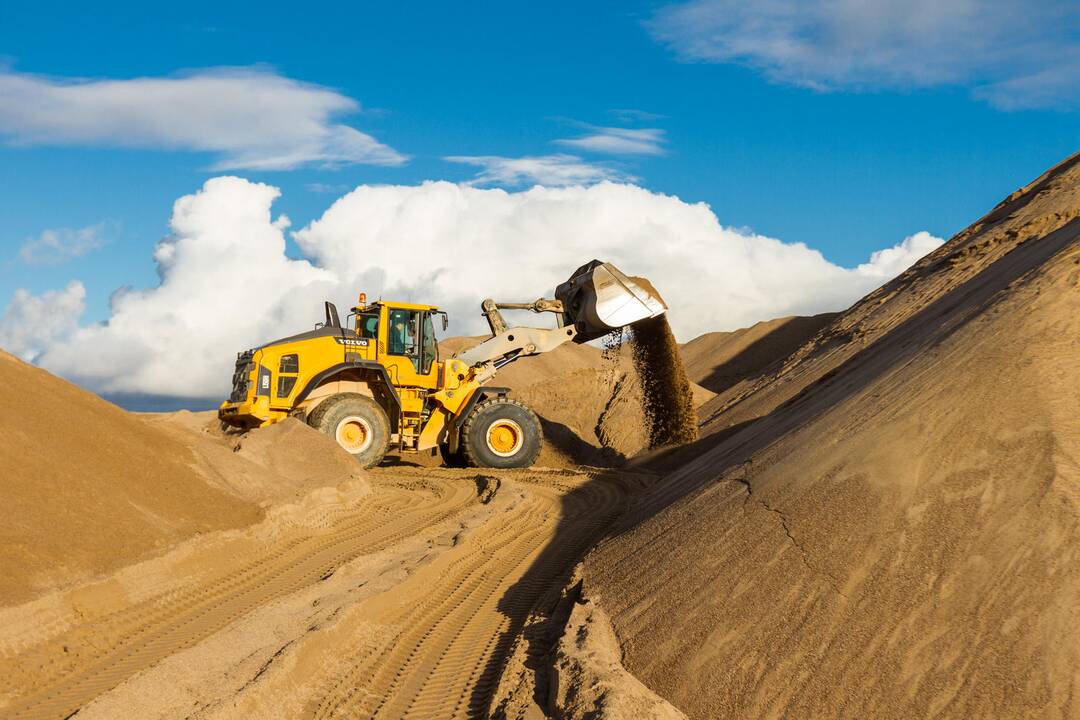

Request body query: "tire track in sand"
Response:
[1, 478, 480, 720]
[306, 471, 628, 719]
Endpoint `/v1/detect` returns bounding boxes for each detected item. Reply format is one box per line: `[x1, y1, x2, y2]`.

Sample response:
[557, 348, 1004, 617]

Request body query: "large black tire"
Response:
[439, 442, 468, 469]
[307, 393, 390, 468]
[460, 397, 543, 469]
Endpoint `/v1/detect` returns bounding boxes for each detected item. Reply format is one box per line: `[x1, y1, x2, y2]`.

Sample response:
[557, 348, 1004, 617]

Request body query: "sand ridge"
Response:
[582, 151, 1080, 719]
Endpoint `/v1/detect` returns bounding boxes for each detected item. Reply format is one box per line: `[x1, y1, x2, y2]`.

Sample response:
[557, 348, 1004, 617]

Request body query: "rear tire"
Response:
[460, 397, 542, 469]
[307, 393, 390, 468]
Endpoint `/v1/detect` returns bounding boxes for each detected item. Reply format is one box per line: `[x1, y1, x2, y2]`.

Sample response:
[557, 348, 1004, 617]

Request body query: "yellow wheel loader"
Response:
[218, 260, 666, 469]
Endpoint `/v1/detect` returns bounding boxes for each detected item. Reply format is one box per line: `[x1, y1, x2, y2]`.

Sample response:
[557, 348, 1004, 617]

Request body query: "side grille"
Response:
[229, 350, 256, 402]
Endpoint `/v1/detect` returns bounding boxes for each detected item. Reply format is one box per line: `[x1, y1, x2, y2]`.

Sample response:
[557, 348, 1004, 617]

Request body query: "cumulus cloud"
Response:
[556, 127, 666, 155]
[649, 0, 1080, 109]
[855, 231, 943, 278]
[0, 281, 86, 361]
[34, 178, 334, 395]
[3, 177, 942, 399]
[444, 154, 630, 186]
[0, 67, 406, 170]
[18, 224, 105, 265]
[293, 182, 942, 343]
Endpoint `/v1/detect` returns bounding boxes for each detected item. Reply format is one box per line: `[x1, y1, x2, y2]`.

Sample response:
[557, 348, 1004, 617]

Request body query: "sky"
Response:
[0, 1, 1077, 405]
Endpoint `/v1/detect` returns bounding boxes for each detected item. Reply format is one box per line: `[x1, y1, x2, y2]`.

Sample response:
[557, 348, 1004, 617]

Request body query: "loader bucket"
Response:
[555, 260, 667, 341]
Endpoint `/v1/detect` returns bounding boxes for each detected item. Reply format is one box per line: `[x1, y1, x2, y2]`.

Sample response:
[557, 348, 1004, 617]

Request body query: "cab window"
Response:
[421, 313, 437, 374]
[357, 312, 379, 339]
[388, 309, 420, 369]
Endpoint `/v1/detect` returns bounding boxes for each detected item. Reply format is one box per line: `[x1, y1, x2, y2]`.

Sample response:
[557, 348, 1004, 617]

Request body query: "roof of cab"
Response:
[353, 300, 442, 313]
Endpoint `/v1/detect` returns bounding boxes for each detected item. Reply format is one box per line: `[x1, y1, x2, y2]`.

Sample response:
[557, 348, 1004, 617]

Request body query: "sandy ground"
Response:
[0, 466, 656, 719]
[547, 595, 687, 720]
[0, 354, 257, 606]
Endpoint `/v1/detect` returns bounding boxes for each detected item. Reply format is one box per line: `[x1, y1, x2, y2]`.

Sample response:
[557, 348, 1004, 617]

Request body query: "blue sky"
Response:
[0, 1, 1077, 388]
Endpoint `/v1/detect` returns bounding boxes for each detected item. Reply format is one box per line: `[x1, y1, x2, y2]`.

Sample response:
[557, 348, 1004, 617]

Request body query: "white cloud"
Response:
[649, 0, 1080, 109]
[33, 177, 334, 395]
[556, 127, 666, 156]
[444, 154, 630, 187]
[4, 177, 942, 398]
[855, 231, 943, 278]
[18, 224, 106, 265]
[0, 67, 407, 170]
[0, 281, 86, 362]
[294, 182, 942, 343]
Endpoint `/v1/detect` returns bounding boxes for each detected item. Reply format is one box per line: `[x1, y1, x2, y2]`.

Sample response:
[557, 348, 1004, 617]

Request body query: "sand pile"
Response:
[0, 353, 366, 606]
[147, 412, 365, 505]
[629, 316, 698, 448]
[581, 151, 1080, 718]
[550, 597, 688, 720]
[0, 352, 258, 605]
[680, 313, 836, 394]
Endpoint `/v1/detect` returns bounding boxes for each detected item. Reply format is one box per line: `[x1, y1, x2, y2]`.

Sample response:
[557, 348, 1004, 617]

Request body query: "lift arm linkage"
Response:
[456, 297, 577, 371]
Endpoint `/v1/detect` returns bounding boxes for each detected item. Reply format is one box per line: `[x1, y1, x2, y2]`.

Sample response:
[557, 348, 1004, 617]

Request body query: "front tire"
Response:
[307, 393, 390, 468]
[439, 442, 468, 469]
[460, 397, 542, 469]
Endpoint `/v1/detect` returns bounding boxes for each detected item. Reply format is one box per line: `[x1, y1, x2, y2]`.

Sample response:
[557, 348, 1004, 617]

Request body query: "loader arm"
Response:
[453, 302, 579, 369]
[452, 259, 668, 374]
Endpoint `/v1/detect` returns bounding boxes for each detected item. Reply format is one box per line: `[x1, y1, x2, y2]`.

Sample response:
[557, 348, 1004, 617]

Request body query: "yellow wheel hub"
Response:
[336, 416, 373, 454]
[486, 419, 524, 457]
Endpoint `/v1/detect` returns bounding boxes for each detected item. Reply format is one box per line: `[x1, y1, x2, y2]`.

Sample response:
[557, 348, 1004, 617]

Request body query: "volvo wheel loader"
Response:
[218, 260, 666, 469]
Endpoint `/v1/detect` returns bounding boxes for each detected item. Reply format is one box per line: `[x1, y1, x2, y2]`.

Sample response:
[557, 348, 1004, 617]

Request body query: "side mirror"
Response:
[324, 301, 341, 329]
[442, 313, 449, 331]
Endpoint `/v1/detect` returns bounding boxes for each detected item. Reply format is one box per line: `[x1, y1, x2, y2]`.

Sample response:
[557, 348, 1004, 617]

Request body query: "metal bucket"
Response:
[555, 260, 668, 341]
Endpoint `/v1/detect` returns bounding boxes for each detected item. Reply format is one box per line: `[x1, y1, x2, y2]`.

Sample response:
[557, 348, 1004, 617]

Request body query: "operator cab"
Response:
[342, 295, 448, 388]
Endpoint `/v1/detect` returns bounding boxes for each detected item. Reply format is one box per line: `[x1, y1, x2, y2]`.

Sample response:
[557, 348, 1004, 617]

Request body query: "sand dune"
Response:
[583, 152, 1080, 718]
[679, 313, 835, 394]
[0, 351, 257, 605]
[0, 351, 365, 606]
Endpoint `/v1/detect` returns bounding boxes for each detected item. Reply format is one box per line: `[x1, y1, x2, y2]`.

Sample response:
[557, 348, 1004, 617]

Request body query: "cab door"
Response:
[351, 309, 380, 363]
[385, 308, 439, 389]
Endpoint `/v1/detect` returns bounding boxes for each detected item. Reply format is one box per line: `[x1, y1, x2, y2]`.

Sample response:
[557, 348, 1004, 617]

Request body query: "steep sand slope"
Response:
[584, 151, 1080, 718]
[0, 352, 259, 605]
[696, 152, 1080, 441]
[0, 353, 364, 606]
[680, 313, 836, 394]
